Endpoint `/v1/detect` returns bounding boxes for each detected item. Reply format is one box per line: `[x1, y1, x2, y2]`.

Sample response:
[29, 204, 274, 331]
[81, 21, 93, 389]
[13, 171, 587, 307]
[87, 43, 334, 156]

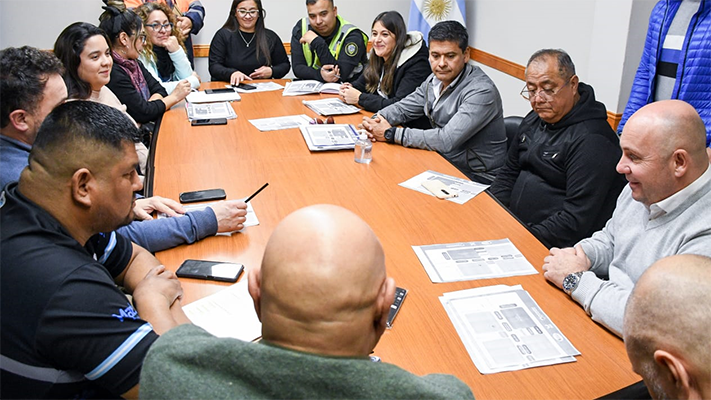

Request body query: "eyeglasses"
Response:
[145, 22, 174, 32]
[237, 9, 259, 17]
[138, 34, 147, 44]
[520, 78, 572, 101]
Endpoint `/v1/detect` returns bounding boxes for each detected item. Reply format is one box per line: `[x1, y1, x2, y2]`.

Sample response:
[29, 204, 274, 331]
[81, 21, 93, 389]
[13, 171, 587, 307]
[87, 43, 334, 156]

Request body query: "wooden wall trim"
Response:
[191, 43, 622, 130]
[469, 47, 525, 81]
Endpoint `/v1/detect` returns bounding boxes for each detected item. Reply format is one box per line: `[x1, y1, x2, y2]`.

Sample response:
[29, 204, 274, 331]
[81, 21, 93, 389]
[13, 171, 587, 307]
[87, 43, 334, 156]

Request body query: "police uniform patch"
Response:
[345, 42, 358, 57]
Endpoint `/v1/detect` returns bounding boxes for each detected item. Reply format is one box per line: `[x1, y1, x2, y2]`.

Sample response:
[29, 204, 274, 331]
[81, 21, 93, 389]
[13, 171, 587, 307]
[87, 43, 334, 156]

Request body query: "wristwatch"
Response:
[563, 271, 586, 296]
[384, 127, 396, 143]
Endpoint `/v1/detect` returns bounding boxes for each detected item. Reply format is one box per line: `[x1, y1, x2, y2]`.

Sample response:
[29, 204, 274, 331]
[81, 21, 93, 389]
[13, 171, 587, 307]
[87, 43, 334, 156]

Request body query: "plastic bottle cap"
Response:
[359, 133, 367, 140]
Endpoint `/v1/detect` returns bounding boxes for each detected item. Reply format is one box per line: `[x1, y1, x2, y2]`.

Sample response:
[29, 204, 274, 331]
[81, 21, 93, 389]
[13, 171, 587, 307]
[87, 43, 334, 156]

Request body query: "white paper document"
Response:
[232, 81, 284, 93]
[399, 170, 489, 204]
[299, 124, 359, 151]
[282, 80, 340, 96]
[440, 284, 579, 374]
[302, 98, 361, 116]
[186, 90, 241, 103]
[158, 201, 260, 235]
[185, 101, 237, 121]
[183, 279, 262, 342]
[413, 239, 538, 282]
[248, 114, 313, 131]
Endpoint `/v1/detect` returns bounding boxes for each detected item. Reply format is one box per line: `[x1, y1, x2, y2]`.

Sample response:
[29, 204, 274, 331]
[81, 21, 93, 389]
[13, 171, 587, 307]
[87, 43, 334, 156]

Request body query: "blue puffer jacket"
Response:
[618, 0, 711, 146]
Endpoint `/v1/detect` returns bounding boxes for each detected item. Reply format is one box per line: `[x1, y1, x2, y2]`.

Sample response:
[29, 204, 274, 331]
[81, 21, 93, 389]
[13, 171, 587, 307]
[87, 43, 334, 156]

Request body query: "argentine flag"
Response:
[408, 0, 467, 43]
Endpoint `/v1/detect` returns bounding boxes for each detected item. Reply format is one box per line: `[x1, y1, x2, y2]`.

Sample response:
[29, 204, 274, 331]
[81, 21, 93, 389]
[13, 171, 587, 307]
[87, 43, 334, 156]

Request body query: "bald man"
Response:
[140, 205, 475, 399]
[1, 101, 189, 399]
[623, 255, 711, 400]
[542, 100, 711, 337]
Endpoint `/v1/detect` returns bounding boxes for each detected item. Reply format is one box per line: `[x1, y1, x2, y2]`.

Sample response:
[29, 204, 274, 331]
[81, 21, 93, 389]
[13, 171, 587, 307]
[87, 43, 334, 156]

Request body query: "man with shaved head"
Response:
[140, 205, 475, 399]
[623, 254, 711, 400]
[542, 100, 711, 337]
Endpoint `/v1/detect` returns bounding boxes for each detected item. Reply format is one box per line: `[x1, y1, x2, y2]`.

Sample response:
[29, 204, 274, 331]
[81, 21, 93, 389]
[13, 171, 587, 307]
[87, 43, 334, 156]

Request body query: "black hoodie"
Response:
[490, 82, 627, 248]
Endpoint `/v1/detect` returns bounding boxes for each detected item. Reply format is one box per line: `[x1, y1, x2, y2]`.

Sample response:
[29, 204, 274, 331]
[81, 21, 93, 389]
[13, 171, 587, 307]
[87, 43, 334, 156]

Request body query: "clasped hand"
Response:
[541, 244, 591, 289]
[359, 114, 392, 142]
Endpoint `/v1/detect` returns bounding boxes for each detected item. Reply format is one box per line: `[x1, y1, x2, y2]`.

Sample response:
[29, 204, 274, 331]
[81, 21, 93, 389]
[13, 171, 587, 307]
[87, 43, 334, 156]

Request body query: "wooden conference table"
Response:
[152, 80, 639, 399]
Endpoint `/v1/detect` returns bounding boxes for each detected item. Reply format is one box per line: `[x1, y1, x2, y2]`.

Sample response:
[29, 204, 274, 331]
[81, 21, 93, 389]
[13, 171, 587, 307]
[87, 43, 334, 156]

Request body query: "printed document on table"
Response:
[413, 239, 538, 282]
[185, 101, 237, 121]
[302, 98, 361, 116]
[299, 124, 359, 151]
[158, 201, 259, 235]
[186, 90, 241, 103]
[399, 170, 488, 204]
[249, 114, 312, 131]
[440, 284, 579, 374]
[232, 82, 284, 93]
[183, 279, 262, 342]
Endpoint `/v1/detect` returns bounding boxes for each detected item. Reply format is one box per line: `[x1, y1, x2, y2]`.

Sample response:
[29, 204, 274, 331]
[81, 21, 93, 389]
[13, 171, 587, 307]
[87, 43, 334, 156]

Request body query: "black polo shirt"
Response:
[0, 183, 158, 398]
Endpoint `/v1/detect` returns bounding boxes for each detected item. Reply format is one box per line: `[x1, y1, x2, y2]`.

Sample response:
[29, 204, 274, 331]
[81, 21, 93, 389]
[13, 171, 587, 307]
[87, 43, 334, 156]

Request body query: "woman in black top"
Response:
[209, 0, 290, 85]
[99, 0, 190, 124]
[339, 11, 430, 128]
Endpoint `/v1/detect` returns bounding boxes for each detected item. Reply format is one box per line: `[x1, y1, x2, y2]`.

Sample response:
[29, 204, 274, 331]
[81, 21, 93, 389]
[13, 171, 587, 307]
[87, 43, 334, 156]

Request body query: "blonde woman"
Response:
[136, 1, 200, 92]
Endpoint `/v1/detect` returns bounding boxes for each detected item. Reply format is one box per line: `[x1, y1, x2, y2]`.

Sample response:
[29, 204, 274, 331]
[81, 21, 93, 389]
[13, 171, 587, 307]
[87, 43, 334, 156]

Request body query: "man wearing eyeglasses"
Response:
[489, 49, 626, 249]
[290, 0, 368, 83]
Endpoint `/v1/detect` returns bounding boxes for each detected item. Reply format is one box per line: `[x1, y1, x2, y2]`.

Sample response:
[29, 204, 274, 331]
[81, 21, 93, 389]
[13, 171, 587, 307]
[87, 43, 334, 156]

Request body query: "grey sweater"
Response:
[140, 324, 475, 399]
[378, 63, 507, 180]
[573, 168, 711, 337]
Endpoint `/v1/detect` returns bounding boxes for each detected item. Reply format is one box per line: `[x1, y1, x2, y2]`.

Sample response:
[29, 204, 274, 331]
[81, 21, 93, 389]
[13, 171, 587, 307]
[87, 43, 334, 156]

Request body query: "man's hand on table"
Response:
[210, 200, 248, 233]
[542, 244, 591, 289]
[134, 196, 185, 220]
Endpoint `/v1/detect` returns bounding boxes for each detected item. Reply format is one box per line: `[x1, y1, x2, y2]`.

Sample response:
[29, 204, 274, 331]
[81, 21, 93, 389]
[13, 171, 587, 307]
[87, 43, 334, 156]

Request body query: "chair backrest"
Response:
[504, 116, 524, 149]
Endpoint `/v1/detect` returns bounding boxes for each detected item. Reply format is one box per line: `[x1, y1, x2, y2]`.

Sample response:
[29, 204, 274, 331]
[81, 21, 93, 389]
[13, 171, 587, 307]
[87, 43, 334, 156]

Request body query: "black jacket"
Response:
[107, 62, 168, 125]
[490, 82, 626, 248]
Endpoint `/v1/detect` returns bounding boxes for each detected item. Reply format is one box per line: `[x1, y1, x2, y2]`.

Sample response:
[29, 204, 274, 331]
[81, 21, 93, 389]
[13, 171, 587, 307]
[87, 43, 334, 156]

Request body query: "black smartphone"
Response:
[191, 118, 228, 126]
[205, 88, 237, 94]
[179, 188, 227, 203]
[176, 259, 244, 282]
[235, 83, 257, 90]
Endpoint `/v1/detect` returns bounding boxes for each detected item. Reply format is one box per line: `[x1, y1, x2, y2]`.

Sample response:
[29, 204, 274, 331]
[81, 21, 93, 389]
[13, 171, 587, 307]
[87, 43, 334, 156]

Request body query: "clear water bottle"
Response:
[354, 132, 372, 164]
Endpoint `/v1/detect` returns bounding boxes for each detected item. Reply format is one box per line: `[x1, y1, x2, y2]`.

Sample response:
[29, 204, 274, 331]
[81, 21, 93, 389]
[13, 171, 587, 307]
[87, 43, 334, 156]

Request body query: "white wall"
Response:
[465, 0, 655, 117]
[0, 0, 654, 117]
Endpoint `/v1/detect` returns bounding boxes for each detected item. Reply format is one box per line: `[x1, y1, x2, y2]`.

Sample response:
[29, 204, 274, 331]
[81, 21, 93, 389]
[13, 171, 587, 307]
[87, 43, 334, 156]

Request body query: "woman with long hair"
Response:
[54, 21, 149, 175]
[135, 2, 200, 92]
[340, 11, 430, 128]
[208, 0, 290, 85]
[99, 0, 190, 124]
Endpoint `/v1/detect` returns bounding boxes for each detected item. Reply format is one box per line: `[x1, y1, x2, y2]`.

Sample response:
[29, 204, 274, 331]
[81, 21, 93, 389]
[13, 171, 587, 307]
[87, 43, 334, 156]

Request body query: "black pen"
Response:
[245, 183, 269, 203]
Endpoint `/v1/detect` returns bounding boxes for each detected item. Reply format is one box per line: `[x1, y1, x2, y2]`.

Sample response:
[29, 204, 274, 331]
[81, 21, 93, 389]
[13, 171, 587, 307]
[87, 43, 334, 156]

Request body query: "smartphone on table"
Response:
[179, 188, 227, 203]
[191, 118, 228, 126]
[176, 259, 244, 282]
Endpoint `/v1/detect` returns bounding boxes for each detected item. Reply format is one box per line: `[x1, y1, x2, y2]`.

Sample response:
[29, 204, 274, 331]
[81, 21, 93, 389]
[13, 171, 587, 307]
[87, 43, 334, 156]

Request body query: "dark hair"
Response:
[306, 0, 333, 5]
[31, 101, 140, 162]
[362, 11, 407, 95]
[54, 22, 111, 100]
[0, 46, 64, 129]
[428, 21, 468, 53]
[136, 2, 186, 62]
[526, 49, 576, 80]
[222, 0, 271, 65]
[98, 0, 143, 46]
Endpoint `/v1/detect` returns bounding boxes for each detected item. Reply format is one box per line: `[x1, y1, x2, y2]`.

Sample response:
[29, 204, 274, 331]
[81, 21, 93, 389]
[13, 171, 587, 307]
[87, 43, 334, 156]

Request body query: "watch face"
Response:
[563, 273, 579, 294]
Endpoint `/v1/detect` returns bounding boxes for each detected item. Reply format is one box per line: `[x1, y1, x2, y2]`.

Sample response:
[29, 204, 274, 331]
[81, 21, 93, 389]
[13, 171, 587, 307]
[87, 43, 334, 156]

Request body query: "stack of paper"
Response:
[234, 82, 284, 93]
[186, 90, 241, 103]
[302, 98, 361, 116]
[248, 114, 312, 132]
[283, 80, 340, 96]
[183, 279, 262, 342]
[413, 238, 538, 282]
[440, 285, 580, 374]
[299, 124, 359, 151]
[185, 101, 237, 122]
